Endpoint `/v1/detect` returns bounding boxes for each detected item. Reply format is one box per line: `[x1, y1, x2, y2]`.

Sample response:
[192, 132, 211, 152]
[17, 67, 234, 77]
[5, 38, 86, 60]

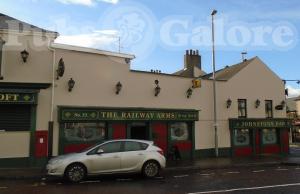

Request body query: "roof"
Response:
[51, 43, 135, 59]
[0, 13, 58, 36]
[201, 57, 257, 81]
[173, 66, 206, 77]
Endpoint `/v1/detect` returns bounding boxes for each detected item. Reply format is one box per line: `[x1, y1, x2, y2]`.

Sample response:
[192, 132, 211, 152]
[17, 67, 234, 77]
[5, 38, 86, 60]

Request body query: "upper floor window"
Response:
[238, 99, 247, 118]
[265, 100, 273, 118]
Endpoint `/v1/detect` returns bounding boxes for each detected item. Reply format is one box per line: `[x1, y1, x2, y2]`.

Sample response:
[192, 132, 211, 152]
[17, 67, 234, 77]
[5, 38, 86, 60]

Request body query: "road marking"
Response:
[295, 167, 300, 170]
[57, 183, 62, 185]
[174, 174, 189, 178]
[225, 171, 240, 174]
[154, 176, 164, 179]
[276, 168, 288, 171]
[80, 180, 101, 184]
[198, 173, 214, 176]
[0, 187, 8, 189]
[187, 182, 300, 194]
[252, 170, 265, 173]
[116, 178, 132, 181]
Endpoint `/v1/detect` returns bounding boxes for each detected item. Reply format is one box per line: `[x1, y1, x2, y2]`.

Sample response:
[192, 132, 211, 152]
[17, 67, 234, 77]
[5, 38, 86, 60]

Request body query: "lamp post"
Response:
[211, 9, 219, 157]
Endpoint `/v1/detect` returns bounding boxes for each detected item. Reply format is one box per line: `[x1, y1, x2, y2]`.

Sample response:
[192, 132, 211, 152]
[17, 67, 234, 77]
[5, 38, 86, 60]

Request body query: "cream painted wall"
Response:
[0, 132, 30, 158]
[49, 49, 286, 155]
[0, 32, 54, 158]
[0, 32, 287, 157]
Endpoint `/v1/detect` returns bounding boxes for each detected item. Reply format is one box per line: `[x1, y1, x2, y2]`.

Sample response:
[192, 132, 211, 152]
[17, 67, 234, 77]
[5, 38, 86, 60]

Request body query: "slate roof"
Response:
[0, 13, 58, 35]
[201, 57, 257, 80]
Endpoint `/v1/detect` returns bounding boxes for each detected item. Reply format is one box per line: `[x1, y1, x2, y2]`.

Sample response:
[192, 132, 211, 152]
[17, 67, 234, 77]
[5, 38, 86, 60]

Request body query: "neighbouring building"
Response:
[287, 96, 300, 142]
[0, 14, 291, 167]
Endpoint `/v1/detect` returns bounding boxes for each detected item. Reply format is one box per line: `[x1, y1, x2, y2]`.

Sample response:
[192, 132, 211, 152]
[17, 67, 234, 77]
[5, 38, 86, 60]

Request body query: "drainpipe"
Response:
[47, 38, 55, 159]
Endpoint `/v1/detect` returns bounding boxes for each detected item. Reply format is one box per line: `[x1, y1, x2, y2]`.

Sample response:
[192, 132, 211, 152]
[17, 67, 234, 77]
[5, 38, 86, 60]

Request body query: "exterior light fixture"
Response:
[116, 81, 122, 95]
[255, 99, 261, 108]
[226, 98, 232, 108]
[68, 78, 75, 92]
[20, 49, 29, 63]
[56, 58, 65, 80]
[154, 80, 161, 97]
[186, 88, 193, 98]
[281, 100, 286, 107]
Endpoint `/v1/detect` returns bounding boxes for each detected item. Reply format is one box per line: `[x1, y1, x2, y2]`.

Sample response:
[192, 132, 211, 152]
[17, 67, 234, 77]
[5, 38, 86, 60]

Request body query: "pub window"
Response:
[170, 122, 189, 141]
[262, 128, 278, 145]
[63, 122, 106, 142]
[265, 100, 273, 118]
[238, 99, 247, 118]
[233, 129, 250, 146]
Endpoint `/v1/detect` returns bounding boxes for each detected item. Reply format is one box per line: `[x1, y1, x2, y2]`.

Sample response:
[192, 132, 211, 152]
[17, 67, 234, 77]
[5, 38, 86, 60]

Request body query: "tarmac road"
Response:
[1, 164, 300, 194]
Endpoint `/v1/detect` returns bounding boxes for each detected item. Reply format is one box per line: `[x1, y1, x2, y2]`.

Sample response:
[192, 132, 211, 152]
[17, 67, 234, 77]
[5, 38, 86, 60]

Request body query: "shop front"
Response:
[58, 107, 199, 160]
[0, 83, 51, 167]
[229, 118, 292, 157]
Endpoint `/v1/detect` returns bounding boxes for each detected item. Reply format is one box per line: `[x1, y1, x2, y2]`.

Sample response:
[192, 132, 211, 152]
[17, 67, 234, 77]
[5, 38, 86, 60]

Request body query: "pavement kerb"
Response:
[1, 160, 300, 181]
[165, 161, 300, 172]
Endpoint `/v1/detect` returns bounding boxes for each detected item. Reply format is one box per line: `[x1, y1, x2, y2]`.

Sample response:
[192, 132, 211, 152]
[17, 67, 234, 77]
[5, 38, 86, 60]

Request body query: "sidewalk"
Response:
[1, 155, 300, 180]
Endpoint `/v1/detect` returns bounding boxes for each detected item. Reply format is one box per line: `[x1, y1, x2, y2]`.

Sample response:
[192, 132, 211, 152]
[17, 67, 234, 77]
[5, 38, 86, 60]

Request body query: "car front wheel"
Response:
[65, 163, 86, 183]
[142, 161, 160, 178]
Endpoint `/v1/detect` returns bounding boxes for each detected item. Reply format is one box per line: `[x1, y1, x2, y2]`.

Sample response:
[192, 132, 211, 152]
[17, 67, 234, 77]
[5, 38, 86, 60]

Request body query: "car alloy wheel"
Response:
[65, 164, 86, 183]
[143, 161, 159, 178]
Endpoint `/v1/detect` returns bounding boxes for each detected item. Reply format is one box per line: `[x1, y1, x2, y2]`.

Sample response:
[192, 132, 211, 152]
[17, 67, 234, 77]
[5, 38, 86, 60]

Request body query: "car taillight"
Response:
[157, 150, 164, 156]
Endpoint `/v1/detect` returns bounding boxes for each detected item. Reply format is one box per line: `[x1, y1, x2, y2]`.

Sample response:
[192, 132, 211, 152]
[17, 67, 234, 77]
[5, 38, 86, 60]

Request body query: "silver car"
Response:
[46, 139, 166, 182]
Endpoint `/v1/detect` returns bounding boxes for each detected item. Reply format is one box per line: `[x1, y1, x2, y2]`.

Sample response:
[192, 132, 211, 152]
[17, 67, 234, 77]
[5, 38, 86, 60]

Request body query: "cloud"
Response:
[286, 85, 300, 98]
[54, 30, 120, 50]
[56, 0, 118, 6]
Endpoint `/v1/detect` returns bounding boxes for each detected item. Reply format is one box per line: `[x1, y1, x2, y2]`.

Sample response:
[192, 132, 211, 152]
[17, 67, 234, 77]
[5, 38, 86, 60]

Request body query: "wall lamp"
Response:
[186, 88, 193, 98]
[281, 100, 286, 107]
[255, 99, 261, 108]
[68, 78, 75, 92]
[226, 98, 232, 108]
[56, 58, 65, 80]
[116, 81, 122, 95]
[20, 49, 29, 63]
[154, 80, 161, 97]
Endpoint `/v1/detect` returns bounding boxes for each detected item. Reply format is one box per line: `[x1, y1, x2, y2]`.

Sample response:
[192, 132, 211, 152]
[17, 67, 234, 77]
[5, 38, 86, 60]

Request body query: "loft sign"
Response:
[60, 109, 199, 121]
[0, 92, 35, 104]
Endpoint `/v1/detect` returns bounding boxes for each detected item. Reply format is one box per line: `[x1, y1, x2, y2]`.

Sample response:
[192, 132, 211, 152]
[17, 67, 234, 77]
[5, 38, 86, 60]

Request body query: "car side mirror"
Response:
[96, 149, 104, 155]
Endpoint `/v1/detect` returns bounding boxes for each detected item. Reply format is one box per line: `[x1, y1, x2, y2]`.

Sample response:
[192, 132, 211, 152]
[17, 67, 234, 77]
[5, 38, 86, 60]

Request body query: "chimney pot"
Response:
[192, 50, 196, 55]
[186, 50, 189, 55]
[189, 49, 192, 55]
[196, 50, 199, 55]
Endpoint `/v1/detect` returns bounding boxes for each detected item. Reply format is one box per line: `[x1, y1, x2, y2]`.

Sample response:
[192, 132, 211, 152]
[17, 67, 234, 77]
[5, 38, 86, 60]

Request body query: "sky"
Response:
[1, 0, 300, 97]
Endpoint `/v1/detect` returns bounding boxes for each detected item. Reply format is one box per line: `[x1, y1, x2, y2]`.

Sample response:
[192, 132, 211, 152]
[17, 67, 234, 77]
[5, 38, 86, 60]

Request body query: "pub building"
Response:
[0, 14, 291, 167]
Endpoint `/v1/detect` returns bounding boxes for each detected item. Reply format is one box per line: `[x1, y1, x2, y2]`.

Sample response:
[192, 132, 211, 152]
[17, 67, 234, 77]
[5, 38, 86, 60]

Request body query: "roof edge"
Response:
[51, 43, 135, 59]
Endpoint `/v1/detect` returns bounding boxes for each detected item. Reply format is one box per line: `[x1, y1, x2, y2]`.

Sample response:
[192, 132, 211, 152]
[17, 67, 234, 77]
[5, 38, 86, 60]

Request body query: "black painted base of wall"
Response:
[0, 157, 48, 168]
[194, 148, 231, 158]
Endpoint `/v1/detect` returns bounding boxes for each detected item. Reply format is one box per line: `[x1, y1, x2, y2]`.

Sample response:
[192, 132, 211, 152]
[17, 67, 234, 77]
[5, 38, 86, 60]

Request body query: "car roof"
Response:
[104, 139, 154, 144]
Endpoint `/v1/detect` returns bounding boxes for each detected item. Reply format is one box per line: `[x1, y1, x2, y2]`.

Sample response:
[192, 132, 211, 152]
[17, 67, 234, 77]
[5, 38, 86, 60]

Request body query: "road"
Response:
[1, 164, 300, 194]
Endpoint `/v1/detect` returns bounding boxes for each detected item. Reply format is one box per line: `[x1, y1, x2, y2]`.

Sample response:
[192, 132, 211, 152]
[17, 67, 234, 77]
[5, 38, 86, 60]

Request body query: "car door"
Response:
[86, 141, 122, 174]
[120, 141, 147, 171]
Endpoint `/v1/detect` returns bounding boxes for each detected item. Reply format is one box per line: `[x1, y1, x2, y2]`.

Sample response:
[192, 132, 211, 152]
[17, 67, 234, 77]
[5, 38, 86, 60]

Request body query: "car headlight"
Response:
[49, 159, 64, 165]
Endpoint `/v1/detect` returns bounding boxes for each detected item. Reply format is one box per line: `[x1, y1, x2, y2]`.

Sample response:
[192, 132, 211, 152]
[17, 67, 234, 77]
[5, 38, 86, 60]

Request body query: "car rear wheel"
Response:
[65, 163, 86, 183]
[142, 161, 160, 178]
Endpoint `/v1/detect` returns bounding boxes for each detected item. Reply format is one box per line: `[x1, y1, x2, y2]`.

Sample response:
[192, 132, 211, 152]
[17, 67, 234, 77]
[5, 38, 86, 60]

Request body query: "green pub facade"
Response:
[58, 107, 199, 160]
[229, 118, 292, 157]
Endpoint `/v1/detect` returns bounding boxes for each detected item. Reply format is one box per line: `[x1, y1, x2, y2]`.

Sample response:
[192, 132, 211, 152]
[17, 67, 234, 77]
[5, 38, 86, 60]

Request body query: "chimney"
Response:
[184, 49, 201, 77]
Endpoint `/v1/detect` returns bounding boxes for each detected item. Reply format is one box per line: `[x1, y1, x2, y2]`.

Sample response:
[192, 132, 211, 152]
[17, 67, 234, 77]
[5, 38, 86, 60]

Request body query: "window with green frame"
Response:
[262, 128, 278, 145]
[238, 99, 247, 118]
[170, 122, 189, 141]
[63, 122, 106, 142]
[265, 100, 273, 118]
[233, 129, 251, 146]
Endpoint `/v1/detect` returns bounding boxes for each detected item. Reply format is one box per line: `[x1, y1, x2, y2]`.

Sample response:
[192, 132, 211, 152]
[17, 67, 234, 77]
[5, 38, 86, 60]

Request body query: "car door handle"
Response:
[113, 156, 120, 158]
[138, 153, 144, 156]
